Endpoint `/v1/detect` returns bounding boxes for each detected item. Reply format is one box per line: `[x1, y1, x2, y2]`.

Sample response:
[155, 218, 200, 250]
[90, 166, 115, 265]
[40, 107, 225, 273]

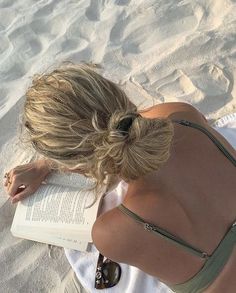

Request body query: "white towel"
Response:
[211, 113, 236, 149]
[65, 113, 236, 293]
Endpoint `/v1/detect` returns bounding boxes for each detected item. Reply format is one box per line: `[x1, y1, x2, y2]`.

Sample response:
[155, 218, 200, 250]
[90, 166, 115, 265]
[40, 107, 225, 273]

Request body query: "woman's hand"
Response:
[4, 159, 52, 204]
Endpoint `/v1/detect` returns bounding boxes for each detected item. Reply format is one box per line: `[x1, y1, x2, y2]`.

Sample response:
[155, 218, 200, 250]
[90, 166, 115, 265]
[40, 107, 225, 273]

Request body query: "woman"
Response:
[4, 64, 236, 292]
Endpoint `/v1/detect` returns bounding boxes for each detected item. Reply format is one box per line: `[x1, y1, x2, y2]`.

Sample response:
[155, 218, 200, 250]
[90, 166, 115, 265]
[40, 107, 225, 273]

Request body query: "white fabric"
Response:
[211, 113, 236, 149]
[65, 181, 172, 293]
[65, 113, 236, 293]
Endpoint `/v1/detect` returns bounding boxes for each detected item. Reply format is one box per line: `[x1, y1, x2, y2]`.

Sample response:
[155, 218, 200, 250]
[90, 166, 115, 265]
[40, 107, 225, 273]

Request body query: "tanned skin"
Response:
[92, 102, 236, 292]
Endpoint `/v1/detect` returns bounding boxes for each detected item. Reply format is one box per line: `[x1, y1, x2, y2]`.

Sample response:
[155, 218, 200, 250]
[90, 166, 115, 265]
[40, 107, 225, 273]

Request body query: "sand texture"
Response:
[0, 0, 236, 292]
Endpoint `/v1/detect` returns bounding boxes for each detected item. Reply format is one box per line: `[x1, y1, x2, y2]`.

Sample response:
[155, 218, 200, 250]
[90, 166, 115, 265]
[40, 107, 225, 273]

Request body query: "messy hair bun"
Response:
[93, 111, 174, 183]
[23, 63, 174, 191]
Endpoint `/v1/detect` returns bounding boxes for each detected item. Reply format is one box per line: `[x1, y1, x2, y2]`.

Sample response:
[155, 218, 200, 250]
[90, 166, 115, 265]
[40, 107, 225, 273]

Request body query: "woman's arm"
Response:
[4, 159, 52, 203]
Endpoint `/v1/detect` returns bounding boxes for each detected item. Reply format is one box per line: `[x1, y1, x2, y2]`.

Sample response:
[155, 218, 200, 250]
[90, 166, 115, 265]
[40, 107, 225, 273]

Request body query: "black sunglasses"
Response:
[95, 253, 121, 289]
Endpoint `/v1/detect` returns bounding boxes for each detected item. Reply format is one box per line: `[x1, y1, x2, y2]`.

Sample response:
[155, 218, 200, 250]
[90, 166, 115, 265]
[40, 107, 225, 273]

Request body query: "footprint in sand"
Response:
[0, 61, 26, 82]
[34, 1, 58, 18]
[20, 38, 42, 59]
[66, 19, 96, 43]
[110, 9, 158, 55]
[30, 14, 66, 39]
[189, 64, 231, 96]
[157, 70, 197, 99]
[68, 47, 93, 64]
[193, 1, 233, 31]
[61, 38, 88, 53]
[134, 62, 231, 105]
[133, 68, 197, 103]
[85, 0, 115, 21]
[8, 25, 42, 60]
[110, 2, 199, 56]
[187, 64, 233, 114]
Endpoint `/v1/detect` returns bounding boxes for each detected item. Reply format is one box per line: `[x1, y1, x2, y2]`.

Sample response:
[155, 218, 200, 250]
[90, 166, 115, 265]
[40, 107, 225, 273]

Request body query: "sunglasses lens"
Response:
[102, 261, 121, 287]
[95, 254, 122, 289]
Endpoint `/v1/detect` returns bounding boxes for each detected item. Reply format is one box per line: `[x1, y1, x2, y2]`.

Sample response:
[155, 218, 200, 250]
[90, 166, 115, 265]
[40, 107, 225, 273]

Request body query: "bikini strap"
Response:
[171, 119, 236, 166]
[117, 203, 209, 259]
[117, 119, 235, 259]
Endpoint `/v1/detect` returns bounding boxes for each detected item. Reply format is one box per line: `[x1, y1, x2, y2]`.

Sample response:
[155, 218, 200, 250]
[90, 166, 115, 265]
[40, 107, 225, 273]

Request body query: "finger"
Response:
[3, 171, 10, 187]
[4, 178, 8, 187]
[6, 180, 14, 193]
[11, 187, 33, 204]
[4, 170, 13, 189]
[7, 179, 24, 197]
[8, 184, 27, 197]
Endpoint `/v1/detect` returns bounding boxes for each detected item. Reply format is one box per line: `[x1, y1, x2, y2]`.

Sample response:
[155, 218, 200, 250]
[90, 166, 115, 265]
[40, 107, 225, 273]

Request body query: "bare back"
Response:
[92, 102, 236, 292]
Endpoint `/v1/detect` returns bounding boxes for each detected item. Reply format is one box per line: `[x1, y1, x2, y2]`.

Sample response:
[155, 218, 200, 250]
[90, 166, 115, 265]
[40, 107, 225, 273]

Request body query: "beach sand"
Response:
[0, 0, 235, 292]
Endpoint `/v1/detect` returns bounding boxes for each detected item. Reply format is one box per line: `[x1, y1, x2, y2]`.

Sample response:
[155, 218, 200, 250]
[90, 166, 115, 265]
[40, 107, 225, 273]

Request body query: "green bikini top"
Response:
[117, 119, 236, 293]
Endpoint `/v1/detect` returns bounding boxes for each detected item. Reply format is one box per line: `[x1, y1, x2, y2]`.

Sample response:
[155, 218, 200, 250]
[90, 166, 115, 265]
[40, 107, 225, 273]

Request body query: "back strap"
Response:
[118, 203, 209, 259]
[168, 223, 236, 292]
[117, 119, 235, 260]
[171, 119, 236, 166]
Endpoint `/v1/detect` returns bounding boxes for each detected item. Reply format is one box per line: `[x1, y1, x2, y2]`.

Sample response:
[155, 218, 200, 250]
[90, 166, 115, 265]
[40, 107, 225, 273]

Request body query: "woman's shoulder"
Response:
[91, 189, 174, 264]
[141, 101, 202, 115]
[141, 102, 208, 125]
[91, 206, 137, 263]
[141, 102, 236, 155]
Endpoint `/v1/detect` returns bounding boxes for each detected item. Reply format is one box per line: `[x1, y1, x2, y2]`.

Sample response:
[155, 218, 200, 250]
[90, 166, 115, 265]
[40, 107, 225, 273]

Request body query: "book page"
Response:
[12, 183, 104, 241]
[46, 171, 95, 189]
[11, 225, 88, 251]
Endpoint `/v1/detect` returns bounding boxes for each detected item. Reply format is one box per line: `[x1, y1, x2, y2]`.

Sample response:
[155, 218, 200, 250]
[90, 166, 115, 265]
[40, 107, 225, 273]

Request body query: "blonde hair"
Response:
[23, 63, 174, 191]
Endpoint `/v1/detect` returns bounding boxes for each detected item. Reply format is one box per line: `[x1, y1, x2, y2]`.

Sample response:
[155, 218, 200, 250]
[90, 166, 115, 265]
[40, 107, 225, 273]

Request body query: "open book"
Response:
[11, 173, 105, 252]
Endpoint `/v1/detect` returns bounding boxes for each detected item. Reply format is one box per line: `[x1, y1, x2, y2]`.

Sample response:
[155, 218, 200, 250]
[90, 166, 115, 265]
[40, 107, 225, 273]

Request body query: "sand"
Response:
[0, 0, 235, 292]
